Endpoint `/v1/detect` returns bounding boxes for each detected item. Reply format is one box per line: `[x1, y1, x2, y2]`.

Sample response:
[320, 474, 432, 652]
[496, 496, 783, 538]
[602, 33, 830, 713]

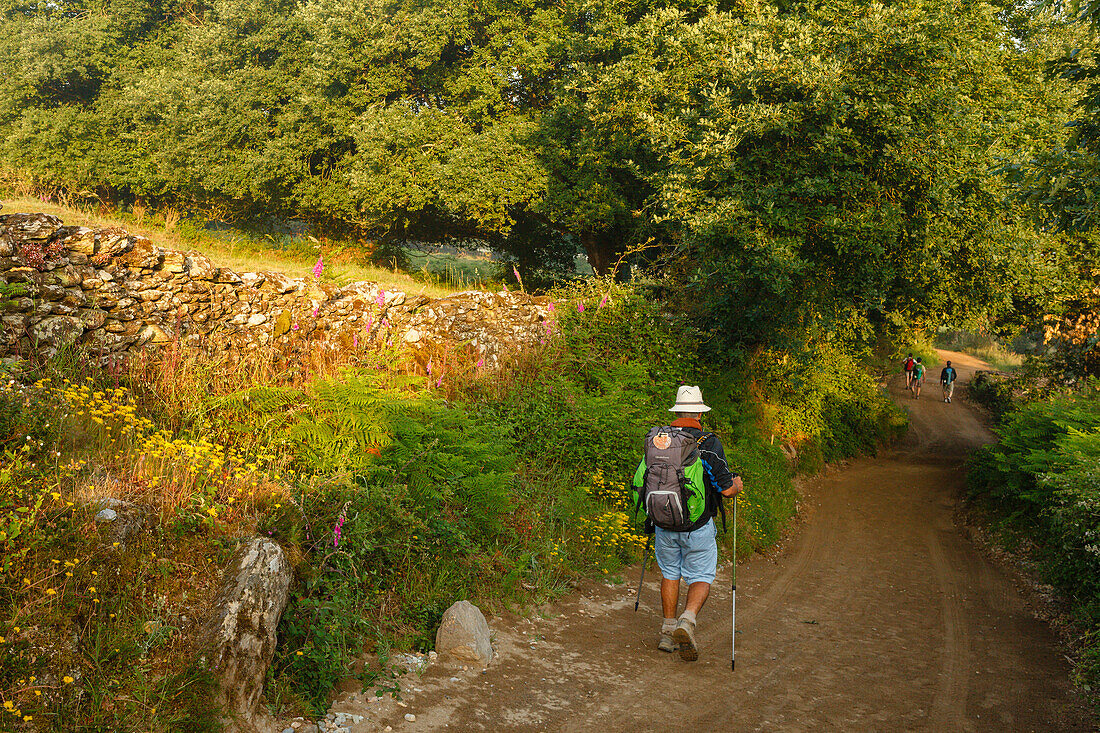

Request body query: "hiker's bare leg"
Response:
[684, 581, 710, 615]
[661, 577, 680, 618]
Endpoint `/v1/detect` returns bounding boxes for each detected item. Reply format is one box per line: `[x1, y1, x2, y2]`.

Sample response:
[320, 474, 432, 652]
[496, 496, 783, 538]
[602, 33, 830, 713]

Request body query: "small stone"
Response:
[291, 722, 302, 730]
[385, 727, 393, 732]
[404, 714, 416, 722]
[282, 728, 294, 733]
[450, 677, 461, 683]
[94, 508, 118, 523]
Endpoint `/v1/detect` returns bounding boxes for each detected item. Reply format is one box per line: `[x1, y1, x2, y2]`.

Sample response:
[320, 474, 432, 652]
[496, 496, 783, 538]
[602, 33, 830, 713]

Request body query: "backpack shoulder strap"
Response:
[696, 433, 727, 532]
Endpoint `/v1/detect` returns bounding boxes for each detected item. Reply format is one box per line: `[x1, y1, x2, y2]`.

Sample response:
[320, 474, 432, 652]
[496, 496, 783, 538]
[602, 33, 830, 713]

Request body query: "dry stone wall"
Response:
[0, 210, 553, 366]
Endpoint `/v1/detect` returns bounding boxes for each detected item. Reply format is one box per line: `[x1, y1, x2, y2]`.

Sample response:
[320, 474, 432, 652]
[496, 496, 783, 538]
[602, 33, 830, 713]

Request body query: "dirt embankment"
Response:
[329, 350, 1096, 732]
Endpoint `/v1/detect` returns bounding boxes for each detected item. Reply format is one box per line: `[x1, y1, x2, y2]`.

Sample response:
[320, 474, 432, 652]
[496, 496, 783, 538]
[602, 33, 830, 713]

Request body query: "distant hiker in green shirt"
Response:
[632, 385, 742, 662]
[910, 358, 926, 399]
[940, 360, 957, 403]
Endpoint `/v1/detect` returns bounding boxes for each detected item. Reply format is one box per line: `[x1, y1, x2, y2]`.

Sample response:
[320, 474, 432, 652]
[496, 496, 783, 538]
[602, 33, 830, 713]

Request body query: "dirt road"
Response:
[334, 351, 1095, 732]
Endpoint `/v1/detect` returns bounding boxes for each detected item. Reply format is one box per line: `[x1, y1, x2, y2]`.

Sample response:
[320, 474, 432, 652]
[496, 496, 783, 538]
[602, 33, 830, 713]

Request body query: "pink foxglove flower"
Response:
[548, 301, 555, 312]
[599, 295, 608, 308]
[291, 323, 300, 331]
[577, 303, 584, 313]
[333, 515, 345, 548]
[476, 358, 484, 368]
[353, 334, 359, 349]
[311, 307, 319, 318]
[376, 290, 386, 307]
[312, 256, 324, 279]
[426, 359, 432, 376]
[366, 317, 374, 332]
[436, 375, 443, 388]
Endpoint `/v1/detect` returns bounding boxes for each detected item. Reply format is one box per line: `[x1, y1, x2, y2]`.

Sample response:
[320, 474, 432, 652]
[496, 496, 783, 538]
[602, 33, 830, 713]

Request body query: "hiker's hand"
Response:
[721, 476, 743, 497]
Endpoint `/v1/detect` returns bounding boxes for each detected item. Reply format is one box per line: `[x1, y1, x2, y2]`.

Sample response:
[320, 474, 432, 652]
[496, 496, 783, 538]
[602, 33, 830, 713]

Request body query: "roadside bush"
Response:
[744, 339, 907, 472]
[968, 370, 1020, 420]
[967, 387, 1100, 693]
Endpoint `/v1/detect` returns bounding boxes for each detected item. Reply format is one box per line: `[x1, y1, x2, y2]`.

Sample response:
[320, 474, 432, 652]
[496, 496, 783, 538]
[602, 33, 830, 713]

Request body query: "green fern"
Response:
[289, 373, 406, 473]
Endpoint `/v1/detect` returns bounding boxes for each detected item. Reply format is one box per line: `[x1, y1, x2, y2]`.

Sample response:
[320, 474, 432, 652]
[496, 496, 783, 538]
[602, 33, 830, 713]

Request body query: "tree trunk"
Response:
[580, 231, 622, 278]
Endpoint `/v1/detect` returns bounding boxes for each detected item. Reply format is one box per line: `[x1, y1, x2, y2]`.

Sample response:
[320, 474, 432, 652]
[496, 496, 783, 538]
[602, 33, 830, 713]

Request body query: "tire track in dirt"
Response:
[327, 350, 1096, 732]
[926, 528, 972, 730]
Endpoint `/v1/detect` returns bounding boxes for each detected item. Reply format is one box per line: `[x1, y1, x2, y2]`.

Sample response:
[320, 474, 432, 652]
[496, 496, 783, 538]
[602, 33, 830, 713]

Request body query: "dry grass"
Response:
[1, 196, 466, 298]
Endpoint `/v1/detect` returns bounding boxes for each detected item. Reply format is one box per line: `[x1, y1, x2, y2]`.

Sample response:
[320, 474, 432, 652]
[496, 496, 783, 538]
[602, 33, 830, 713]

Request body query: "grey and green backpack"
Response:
[632, 426, 709, 531]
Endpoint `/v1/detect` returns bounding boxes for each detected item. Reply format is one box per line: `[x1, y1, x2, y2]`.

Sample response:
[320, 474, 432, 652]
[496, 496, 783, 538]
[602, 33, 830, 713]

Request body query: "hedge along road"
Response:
[333, 350, 1096, 732]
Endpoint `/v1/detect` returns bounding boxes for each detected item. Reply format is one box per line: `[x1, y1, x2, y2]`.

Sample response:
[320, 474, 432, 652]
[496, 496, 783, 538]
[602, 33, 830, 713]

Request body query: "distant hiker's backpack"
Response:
[632, 426, 710, 532]
[905, 357, 915, 370]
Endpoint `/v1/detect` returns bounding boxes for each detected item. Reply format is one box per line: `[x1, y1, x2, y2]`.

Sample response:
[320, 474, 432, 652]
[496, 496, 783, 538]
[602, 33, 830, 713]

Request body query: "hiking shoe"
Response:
[658, 632, 677, 653]
[673, 618, 698, 662]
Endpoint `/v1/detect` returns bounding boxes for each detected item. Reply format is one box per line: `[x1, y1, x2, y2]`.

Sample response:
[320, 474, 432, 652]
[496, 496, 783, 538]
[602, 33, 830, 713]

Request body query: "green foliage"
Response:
[0, 0, 1086, 326]
[967, 370, 1023, 420]
[967, 387, 1100, 693]
[742, 338, 907, 461]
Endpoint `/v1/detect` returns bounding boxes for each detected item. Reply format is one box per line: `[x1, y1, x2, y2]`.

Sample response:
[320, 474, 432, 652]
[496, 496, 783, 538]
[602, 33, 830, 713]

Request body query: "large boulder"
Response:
[435, 600, 493, 666]
[204, 538, 293, 733]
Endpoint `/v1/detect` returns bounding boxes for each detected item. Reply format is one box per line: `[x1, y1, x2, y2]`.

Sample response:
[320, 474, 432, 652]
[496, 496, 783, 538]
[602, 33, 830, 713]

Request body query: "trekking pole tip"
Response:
[731, 660, 735, 672]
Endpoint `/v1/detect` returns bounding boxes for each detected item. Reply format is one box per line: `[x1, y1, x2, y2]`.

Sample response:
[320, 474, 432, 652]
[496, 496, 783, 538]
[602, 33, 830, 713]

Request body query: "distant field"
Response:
[0, 197, 469, 298]
[934, 328, 1026, 372]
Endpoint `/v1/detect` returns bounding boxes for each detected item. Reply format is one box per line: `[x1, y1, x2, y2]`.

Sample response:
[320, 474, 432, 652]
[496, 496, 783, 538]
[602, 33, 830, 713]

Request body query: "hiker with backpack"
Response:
[940, 360, 957, 403]
[902, 353, 916, 389]
[632, 385, 742, 662]
[911, 357, 926, 399]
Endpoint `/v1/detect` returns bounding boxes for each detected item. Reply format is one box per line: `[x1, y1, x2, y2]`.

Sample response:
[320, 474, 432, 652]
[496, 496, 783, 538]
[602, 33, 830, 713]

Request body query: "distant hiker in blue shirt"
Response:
[632, 385, 742, 662]
[941, 361, 958, 403]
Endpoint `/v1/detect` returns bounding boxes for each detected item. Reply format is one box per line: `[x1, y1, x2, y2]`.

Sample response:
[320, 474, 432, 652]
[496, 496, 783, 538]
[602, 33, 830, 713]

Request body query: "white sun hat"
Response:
[669, 385, 711, 413]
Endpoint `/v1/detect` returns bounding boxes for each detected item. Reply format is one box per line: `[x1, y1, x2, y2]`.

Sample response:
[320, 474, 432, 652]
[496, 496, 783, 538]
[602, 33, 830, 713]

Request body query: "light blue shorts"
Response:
[654, 519, 718, 585]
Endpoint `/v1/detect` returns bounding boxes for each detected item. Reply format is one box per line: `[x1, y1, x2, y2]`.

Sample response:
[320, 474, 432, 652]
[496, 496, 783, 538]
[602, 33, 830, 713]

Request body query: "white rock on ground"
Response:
[435, 600, 493, 665]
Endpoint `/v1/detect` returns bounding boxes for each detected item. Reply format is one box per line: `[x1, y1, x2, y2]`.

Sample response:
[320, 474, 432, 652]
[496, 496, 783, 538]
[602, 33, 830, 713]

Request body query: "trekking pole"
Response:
[634, 534, 653, 613]
[731, 496, 737, 672]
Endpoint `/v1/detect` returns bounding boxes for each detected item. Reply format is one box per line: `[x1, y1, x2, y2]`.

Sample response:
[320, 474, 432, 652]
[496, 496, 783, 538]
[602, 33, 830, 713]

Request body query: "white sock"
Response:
[680, 609, 697, 624]
[662, 618, 677, 634]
